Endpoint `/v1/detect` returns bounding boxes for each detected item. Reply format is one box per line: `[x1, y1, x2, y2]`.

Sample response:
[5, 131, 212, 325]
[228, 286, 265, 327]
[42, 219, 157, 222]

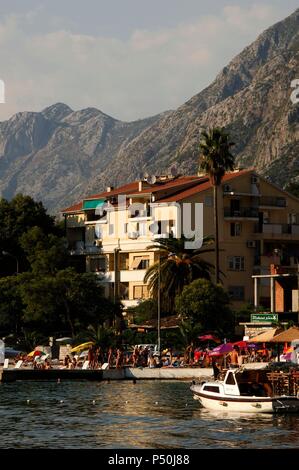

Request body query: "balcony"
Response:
[69, 241, 102, 255]
[128, 208, 151, 220]
[98, 269, 147, 283]
[259, 197, 286, 209]
[224, 207, 259, 219]
[128, 231, 140, 239]
[254, 223, 299, 239]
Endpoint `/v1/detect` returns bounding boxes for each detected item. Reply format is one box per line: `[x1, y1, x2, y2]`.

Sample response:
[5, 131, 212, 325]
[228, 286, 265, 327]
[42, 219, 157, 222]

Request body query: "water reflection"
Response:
[0, 380, 299, 448]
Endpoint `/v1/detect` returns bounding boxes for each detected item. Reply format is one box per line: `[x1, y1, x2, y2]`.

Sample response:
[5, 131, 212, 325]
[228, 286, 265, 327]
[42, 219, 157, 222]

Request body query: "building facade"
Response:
[62, 169, 299, 313]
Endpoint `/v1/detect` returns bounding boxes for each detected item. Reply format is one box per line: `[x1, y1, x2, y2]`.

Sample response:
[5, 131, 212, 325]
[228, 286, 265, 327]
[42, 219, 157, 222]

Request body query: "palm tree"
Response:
[144, 235, 215, 314]
[199, 127, 235, 283]
[79, 324, 116, 350]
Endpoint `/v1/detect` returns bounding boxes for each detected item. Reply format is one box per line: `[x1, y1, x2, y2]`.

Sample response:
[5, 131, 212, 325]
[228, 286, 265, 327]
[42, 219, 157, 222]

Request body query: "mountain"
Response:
[0, 9, 298, 213]
[0, 103, 165, 211]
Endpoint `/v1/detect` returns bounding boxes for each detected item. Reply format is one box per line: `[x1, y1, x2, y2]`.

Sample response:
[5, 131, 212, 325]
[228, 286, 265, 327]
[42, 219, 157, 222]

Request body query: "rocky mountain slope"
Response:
[0, 8, 298, 213]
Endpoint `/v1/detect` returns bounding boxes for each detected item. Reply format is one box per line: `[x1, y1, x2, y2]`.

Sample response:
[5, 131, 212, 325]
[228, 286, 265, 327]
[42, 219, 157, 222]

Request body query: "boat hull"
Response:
[191, 386, 299, 414]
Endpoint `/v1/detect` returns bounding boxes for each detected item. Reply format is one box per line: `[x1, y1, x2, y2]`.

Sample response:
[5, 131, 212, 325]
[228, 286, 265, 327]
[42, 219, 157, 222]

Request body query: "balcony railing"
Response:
[259, 197, 286, 208]
[254, 223, 299, 235]
[224, 207, 259, 218]
[128, 208, 151, 218]
[69, 242, 102, 255]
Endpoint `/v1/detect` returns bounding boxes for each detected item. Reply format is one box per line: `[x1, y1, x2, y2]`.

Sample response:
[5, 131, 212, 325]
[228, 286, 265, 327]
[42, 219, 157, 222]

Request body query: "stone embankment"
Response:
[0, 363, 267, 382]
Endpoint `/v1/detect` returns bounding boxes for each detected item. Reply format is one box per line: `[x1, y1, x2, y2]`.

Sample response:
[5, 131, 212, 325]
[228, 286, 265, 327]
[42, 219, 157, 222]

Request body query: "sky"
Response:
[0, 0, 297, 121]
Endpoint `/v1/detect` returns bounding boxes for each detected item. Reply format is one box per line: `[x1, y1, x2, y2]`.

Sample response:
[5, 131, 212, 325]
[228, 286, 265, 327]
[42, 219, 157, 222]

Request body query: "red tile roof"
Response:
[61, 170, 253, 213]
[156, 169, 252, 202]
[61, 201, 83, 213]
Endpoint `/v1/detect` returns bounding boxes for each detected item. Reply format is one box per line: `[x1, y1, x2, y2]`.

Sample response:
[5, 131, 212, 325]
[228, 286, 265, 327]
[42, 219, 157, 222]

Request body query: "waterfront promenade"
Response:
[0, 363, 267, 382]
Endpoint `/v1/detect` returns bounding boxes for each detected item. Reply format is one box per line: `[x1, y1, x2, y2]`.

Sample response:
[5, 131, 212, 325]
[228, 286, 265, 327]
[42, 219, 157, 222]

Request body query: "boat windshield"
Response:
[235, 370, 271, 397]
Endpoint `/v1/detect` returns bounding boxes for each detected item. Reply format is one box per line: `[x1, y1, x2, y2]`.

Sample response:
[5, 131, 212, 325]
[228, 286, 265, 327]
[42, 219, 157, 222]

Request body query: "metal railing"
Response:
[224, 207, 259, 218]
[259, 197, 286, 207]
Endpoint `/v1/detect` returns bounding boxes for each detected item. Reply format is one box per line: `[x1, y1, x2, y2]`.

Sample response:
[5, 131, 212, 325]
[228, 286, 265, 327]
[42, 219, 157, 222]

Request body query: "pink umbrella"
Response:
[209, 342, 234, 356]
[198, 334, 221, 343]
[234, 340, 259, 350]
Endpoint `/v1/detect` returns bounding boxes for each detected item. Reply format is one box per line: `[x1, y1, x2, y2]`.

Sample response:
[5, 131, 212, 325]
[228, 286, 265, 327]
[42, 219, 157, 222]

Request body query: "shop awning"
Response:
[83, 199, 106, 210]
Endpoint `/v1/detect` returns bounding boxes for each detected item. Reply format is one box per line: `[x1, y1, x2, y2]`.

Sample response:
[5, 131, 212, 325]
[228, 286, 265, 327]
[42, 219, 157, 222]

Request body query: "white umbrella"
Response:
[79, 350, 89, 358]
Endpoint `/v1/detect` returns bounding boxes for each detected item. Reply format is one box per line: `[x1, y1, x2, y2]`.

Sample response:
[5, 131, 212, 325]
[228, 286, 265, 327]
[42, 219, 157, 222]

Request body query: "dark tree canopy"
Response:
[175, 278, 234, 337]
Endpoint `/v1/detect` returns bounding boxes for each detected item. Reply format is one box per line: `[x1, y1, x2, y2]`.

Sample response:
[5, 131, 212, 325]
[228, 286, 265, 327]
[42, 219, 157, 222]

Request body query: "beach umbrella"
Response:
[270, 326, 299, 343]
[27, 350, 46, 357]
[233, 341, 248, 349]
[209, 342, 234, 356]
[55, 337, 73, 344]
[70, 342, 94, 353]
[248, 327, 283, 343]
[79, 350, 89, 358]
[198, 334, 221, 343]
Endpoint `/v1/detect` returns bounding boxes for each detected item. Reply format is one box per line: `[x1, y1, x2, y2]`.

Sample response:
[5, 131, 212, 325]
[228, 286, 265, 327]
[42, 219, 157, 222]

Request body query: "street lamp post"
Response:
[157, 253, 161, 355]
[2, 251, 19, 274]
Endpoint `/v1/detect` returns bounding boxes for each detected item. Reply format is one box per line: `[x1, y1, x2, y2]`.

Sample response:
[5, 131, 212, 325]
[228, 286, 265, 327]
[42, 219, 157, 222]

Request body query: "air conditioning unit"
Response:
[247, 240, 256, 248]
[251, 175, 259, 184]
[223, 184, 232, 192]
[128, 231, 139, 239]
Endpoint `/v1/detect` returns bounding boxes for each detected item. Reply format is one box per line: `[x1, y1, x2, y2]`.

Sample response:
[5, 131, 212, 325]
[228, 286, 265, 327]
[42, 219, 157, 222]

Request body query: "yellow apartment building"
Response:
[62, 169, 299, 314]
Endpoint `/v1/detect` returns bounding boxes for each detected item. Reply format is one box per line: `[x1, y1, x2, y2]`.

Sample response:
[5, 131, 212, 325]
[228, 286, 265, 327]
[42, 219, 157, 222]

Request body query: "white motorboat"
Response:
[190, 368, 299, 413]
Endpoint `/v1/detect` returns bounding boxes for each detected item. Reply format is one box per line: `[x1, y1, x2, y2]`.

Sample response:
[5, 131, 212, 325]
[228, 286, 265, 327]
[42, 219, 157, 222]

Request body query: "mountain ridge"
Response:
[0, 8, 298, 213]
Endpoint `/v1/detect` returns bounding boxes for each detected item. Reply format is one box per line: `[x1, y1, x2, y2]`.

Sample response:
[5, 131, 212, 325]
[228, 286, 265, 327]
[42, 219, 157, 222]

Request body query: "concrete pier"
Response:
[0, 363, 267, 383]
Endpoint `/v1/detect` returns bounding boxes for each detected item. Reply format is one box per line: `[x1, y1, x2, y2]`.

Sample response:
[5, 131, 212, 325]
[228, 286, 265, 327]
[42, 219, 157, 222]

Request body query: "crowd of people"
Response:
[10, 342, 277, 371]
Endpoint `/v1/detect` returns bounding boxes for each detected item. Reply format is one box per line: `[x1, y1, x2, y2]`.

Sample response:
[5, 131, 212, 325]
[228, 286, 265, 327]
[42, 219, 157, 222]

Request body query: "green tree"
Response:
[79, 324, 116, 349]
[20, 226, 68, 274]
[175, 278, 234, 336]
[131, 298, 158, 324]
[178, 319, 202, 349]
[285, 182, 299, 199]
[199, 128, 235, 283]
[0, 194, 57, 275]
[19, 269, 117, 338]
[144, 236, 214, 314]
[0, 275, 24, 336]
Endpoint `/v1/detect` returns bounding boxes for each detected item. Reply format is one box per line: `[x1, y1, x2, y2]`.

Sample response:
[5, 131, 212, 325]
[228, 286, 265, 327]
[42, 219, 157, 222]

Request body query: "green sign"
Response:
[250, 313, 278, 323]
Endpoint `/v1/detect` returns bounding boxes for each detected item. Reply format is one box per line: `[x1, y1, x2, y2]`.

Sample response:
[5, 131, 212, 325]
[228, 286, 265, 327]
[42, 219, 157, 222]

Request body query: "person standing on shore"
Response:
[107, 347, 114, 368]
[230, 345, 240, 368]
[116, 347, 124, 368]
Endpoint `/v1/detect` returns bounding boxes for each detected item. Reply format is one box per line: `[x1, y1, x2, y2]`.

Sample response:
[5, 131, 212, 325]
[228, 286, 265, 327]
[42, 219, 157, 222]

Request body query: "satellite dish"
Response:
[147, 175, 157, 185]
[144, 172, 149, 181]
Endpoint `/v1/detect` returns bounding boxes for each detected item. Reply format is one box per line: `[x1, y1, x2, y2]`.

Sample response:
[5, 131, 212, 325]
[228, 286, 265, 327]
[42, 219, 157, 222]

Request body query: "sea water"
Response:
[0, 380, 299, 448]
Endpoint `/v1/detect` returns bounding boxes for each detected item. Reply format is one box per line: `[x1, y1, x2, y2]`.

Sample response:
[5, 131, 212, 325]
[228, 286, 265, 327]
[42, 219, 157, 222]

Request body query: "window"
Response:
[139, 222, 147, 236]
[228, 256, 244, 271]
[204, 196, 213, 207]
[109, 224, 114, 235]
[139, 259, 149, 269]
[133, 285, 149, 299]
[288, 213, 299, 224]
[90, 257, 106, 272]
[230, 222, 241, 236]
[119, 253, 129, 270]
[228, 286, 245, 301]
[225, 372, 236, 385]
[203, 385, 220, 393]
[131, 256, 150, 270]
